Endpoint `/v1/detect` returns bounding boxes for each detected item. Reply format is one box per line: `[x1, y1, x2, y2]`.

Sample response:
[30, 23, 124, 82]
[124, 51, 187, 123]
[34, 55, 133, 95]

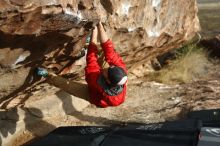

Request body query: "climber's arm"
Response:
[85, 43, 101, 85]
[85, 26, 101, 85]
[98, 22, 127, 71]
[101, 40, 126, 71]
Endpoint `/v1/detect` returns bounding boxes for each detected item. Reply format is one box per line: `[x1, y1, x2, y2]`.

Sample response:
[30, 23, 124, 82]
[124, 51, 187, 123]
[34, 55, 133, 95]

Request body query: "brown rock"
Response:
[0, 0, 200, 73]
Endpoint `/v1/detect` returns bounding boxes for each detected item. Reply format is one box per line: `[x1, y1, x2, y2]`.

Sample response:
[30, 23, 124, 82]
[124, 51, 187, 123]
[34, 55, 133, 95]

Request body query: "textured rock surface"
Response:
[0, 0, 200, 100]
[0, 0, 200, 71]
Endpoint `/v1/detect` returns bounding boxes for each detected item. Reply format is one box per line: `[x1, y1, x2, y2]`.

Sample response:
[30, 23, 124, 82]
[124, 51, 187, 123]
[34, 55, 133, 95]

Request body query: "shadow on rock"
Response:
[0, 30, 75, 72]
[200, 35, 220, 58]
[0, 107, 56, 146]
[23, 107, 56, 145]
[55, 90, 122, 125]
[0, 108, 19, 146]
[0, 68, 42, 108]
[0, 29, 87, 108]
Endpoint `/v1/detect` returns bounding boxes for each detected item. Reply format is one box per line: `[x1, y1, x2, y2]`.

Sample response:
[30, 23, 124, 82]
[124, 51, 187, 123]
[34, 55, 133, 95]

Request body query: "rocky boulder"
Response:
[0, 0, 200, 72]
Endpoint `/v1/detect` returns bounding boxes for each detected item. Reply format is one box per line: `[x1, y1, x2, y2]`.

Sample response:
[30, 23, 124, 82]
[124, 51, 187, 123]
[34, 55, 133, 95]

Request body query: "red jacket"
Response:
[85, 40, 127, 108]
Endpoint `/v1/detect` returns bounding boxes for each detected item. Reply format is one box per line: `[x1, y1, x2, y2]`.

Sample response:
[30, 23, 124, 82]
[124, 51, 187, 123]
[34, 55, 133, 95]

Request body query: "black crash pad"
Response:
[28, 119, 201, 146]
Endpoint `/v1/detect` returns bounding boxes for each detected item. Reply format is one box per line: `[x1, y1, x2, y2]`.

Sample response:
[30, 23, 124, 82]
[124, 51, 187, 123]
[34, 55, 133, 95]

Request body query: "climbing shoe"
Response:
[36, 67, 48, 77]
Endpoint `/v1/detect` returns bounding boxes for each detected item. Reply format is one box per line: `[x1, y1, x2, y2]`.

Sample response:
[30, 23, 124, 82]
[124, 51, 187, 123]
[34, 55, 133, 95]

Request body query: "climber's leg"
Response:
[47, 74, 90, 101]
[36, 68, 89, 101]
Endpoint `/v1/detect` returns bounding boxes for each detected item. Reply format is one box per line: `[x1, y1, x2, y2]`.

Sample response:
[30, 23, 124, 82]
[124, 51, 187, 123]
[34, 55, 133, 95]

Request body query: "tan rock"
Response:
[0, 0, 200, 73]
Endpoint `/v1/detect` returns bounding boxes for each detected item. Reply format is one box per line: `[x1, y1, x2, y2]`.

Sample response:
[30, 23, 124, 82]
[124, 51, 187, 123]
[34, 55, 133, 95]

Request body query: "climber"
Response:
[35, 22, 127, 108]
[85, 22, 128, 108]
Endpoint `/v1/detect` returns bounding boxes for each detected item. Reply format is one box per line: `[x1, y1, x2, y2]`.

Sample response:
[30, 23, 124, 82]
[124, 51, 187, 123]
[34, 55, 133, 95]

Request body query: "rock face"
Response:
[0, 0, 200, 71]
[0, 0, 200, 102]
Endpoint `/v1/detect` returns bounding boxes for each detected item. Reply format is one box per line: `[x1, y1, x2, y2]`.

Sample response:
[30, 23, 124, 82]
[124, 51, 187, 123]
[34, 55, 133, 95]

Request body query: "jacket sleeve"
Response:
[101, 39, 127, 72]
[85, 42, 100, 85]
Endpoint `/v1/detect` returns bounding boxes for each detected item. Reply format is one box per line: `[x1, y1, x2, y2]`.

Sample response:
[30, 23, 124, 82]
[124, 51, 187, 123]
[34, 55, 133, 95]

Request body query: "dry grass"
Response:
[148, 44, 213, 84]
